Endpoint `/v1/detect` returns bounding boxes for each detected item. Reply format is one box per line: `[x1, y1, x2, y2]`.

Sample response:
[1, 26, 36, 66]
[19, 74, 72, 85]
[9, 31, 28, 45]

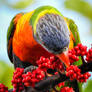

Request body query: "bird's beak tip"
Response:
[56, 50, 70, 67]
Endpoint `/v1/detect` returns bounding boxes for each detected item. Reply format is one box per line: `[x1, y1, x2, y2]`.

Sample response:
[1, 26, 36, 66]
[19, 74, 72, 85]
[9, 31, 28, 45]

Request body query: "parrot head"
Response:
[31, 6, 70, 67]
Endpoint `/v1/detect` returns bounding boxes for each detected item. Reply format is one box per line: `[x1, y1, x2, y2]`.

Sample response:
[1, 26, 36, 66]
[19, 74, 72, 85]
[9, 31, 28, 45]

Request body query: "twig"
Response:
[8, 61, 92, 92]
[79, 61, 92, 73]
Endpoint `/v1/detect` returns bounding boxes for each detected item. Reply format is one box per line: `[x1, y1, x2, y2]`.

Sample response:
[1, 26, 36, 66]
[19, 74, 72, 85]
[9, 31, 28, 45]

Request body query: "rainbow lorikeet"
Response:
[7, 6, 80, 69]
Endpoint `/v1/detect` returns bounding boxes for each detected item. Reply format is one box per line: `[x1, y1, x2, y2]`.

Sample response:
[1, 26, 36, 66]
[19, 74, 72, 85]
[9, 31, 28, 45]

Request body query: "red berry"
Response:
[58, 82, 65, 87]
[86, 48, 92, 62]
[77, 50, 81, 55]
[60, 87, 74, 92]
[66, 65, 91, 83]
[22, 68, 45, 87]
[12, 68, 24, 92]
[68, 44, 88, 64]
[0, 83, 8, 92]
[74, 46, 79, 50]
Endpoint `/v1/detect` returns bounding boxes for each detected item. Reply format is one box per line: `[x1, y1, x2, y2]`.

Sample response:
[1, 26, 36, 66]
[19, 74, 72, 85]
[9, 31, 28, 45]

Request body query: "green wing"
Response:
[67, 18, 81, 46]
[66, 18, 82, 65]
[7, 13, 23, 63]
[66, 18, 83, 92]
[7, 17, 15, 42]
[7, 16, 16, 63]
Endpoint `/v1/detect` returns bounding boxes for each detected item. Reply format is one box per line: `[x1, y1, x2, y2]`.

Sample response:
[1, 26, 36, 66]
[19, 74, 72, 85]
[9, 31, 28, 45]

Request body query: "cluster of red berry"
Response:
[50, 56, 64, 71]
[66, 65, 80, 80]
[74, 43, 87, 56]
[37, 56, 64, 72]
[69, 43, 87, 64]
[58, 82, 65, 87]
[78, 72, 91, 82]
[60, 86, 74, 92]
[22, 68, 45, 87]
[37, 56, 52, 71]
[1, 43, 92, 92]
[12, 68, 24, 92]
[0, 83, 8, 92]
[66, 65, 91, 82]
[86, 47, 92, 62]
[68, 49, 79, 64]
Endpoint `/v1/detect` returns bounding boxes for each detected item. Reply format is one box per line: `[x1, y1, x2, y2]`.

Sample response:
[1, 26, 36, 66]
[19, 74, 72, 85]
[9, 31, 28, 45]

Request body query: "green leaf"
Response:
[64, 0, 92, 20]
[83, 80, 92, 92]
[0, 61, 14, 89]
[3, 0, 35, 9]
[11, 0, 34, 9]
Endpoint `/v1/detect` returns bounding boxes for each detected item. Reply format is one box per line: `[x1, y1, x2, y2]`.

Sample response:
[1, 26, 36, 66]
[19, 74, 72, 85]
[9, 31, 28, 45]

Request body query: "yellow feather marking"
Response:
[69, 38, 74, 49]
[64, 17, 74, 49]
[16, 10, 35, 34]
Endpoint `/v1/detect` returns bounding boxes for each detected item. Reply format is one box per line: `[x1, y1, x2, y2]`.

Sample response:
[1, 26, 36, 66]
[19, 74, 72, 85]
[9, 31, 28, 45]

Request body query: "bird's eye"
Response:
[63, 47, 68, 51]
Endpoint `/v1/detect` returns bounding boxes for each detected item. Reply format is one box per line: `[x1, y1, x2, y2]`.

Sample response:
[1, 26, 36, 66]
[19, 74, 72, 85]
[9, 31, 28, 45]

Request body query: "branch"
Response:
[8, 72, 68, 92]
[35, 73, 68, 90]
[79, 62, 92, 73]
[8, 61, 92, 92]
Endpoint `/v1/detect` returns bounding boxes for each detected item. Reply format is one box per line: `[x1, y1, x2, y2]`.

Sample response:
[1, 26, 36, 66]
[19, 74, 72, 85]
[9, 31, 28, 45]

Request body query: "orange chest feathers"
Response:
[13, 20, 52, 65]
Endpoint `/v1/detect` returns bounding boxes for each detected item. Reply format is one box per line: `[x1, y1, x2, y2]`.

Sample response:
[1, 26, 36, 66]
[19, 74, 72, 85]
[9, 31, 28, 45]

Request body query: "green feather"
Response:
[7, 15, 16, 63]
[30, 6, 63, 35]
[7, 13, 24, 63]
[67, 18, 81, 45]
[7, 13, 24, 42]
[30, 6, 62, 26]
[7, 17, 15, 42]
[66, 18, 83, 92]
[66, 18, 82, 66]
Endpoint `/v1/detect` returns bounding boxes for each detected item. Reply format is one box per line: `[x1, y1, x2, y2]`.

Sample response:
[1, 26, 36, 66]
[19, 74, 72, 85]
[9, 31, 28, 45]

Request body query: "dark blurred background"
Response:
[0, 0, 92, 91]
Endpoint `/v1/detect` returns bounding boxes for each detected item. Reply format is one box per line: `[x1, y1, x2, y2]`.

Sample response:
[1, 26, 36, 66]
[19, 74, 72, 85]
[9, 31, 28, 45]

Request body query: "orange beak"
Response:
[56, 50, 70, 67]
